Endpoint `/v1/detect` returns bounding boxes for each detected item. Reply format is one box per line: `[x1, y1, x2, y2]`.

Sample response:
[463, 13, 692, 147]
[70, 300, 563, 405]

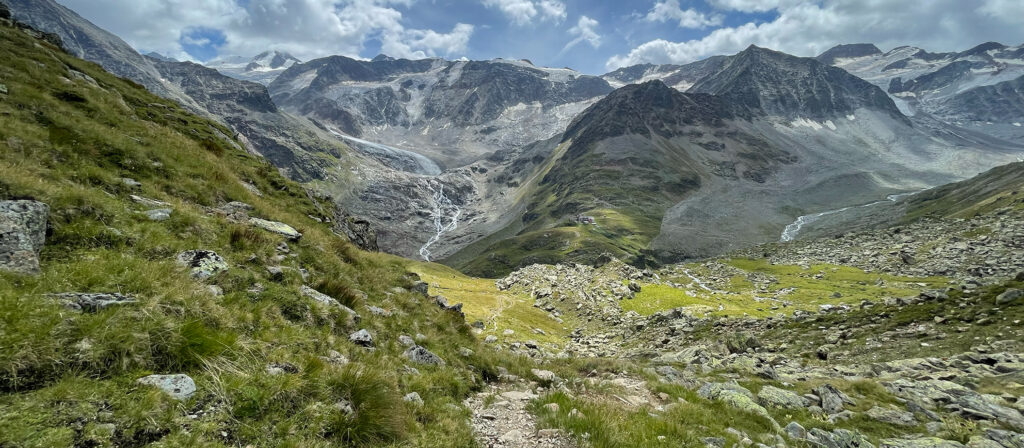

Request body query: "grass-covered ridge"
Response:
[0, 21, 518, 447]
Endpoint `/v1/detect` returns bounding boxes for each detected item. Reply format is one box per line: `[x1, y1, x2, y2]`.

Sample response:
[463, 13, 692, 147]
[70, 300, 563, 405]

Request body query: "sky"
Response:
[57, 0, 1024, 75]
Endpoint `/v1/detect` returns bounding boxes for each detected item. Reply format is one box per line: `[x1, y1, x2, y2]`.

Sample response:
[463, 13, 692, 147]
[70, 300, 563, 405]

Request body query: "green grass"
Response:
[0, 22, 521, 447]
[623, 258, 948, 318]
[408, 261, 569, 345]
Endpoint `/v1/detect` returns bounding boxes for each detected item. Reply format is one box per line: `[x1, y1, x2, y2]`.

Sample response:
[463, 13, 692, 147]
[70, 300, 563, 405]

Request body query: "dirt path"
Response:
[465, 385, 578, 448]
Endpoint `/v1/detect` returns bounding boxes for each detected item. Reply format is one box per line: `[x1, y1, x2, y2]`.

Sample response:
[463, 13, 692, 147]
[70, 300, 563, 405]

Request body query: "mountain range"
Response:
[8, 0, 1023, 276]
[4, 2, 1024, 447]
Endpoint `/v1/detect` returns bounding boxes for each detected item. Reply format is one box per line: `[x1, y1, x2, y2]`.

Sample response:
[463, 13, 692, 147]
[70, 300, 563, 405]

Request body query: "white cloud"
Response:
[562, 15, 600, 53]
[977, 0, 1024, 25]
[481, 0, 566, 26]
[57, 0, 474, 62]
[382, 23, 475, 59]
[646, 0, 722, 29]
[608, 0, 1024, 70]
[707, 0, 785, 13]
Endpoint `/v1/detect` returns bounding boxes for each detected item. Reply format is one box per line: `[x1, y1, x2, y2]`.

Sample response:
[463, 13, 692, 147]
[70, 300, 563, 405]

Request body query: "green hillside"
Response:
[0, 20, 519, 447]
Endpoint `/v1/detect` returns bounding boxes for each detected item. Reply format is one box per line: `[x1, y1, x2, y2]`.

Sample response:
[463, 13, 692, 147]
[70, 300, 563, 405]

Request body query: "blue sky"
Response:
[58, 0, 1024, 74]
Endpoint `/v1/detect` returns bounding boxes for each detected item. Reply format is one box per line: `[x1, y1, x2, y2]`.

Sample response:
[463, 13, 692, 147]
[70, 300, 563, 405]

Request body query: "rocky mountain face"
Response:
[144, 57, 350, 182]
[601, 55, 728, 91]
[206, 50, 302, 85]
[449, 47, 1023, 275]
[814, 43, 882, 65]
[822, 41, 1024, 140]
[4, 0, 357, 189]
[690, 45, 904, 121]
[5, 0, 176, 100]
[269, 55, 614, 168]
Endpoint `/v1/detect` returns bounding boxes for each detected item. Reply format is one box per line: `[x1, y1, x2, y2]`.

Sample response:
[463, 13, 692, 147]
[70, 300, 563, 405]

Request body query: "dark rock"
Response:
[403, 345, 445, 365]
[335, 212, 379, 252]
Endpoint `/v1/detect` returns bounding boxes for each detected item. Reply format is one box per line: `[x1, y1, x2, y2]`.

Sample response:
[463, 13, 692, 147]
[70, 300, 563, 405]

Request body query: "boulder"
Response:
[867, 406, 918, 427]
[143, 208, 172, 221]
[784, 421, 807, 440]
[808, 428, 875, 448]
[403, 345, 445, 365]
[531, 369, 561, 384]
[176, 250, 228, 280]
[815, 384, 854, 414]
[349, 329, 374, 347]
[0, 200, 49, 274]
[983, 429, 1024, 448]
[249, 217, 301, 240]
[997, 289, 1023, 305]
[879, 438, 964, 448]
[136, 374, 196, 400]
[758, 386, 809, 410]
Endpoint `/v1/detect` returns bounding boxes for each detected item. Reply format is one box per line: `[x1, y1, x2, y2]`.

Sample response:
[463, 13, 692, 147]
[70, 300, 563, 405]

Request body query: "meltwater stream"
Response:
[780, 191, 920, 242]
[418, 181, 462, 262]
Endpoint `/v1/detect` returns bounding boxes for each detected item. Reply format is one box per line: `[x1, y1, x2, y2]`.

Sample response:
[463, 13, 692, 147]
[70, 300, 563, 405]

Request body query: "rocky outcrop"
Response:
[176, 250, 229, 280]
[334, 212, 378, 252]
[0, 200, 48, 274]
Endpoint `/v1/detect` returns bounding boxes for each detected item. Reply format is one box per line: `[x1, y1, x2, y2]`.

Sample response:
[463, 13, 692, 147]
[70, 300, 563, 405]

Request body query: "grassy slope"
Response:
[0, 23, 525, 447]
[408, 261, 569, 346]
[902, 160, 1024, 222]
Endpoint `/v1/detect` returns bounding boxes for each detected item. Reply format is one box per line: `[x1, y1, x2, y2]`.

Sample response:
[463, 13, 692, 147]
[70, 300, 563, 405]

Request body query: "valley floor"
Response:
[411, 206, 1024, 448]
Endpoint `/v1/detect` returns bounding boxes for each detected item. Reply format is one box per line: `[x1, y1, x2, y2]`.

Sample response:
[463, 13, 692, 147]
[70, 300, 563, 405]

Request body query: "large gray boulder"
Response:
[0, 200, 49, 274]
[136, 374, 196, 400]
[758, 385, 809, 410]
[997, 289, 1023, 305]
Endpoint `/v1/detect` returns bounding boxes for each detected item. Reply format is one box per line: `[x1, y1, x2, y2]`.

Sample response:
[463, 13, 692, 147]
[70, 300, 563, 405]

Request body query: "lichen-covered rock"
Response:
[867, 406, 918, 427]
[403, 345, 444, 365]
[983, 429, 1024, 448]
[176, 250, 228, 280]
[808, 428, 875, 448]
[249, 217, 301, 240]
[143, 208, 172, 221]
[716, 390, 780, 431]
[758, 385, 809, 410]
[0, 200, 49, 274]
[136, 374, 196, 400]
[880, 438, 965, 448]
[49, 292, 136, 312]
[299, 285, 360, 322]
